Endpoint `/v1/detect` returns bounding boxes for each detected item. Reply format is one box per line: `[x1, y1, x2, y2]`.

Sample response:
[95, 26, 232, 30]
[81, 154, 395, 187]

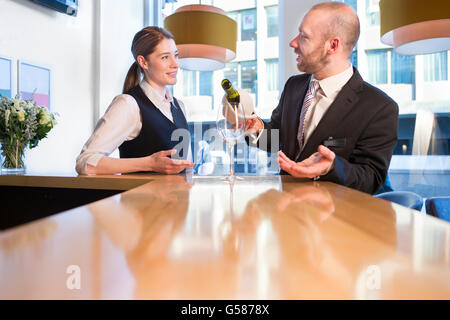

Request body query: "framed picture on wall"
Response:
[0, 56, 13, 98]
[18, 60, 51, 109]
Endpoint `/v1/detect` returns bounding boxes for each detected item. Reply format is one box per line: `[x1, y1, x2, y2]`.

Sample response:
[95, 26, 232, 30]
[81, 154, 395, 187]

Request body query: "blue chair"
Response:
[425, 197, 450, 222]
[376, 174, 394, 194]
[375, 191, 423, 211]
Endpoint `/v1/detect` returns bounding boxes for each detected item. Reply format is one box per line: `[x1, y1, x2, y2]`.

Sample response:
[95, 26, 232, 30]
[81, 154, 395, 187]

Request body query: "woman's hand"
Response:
[146, 149, 194, 174]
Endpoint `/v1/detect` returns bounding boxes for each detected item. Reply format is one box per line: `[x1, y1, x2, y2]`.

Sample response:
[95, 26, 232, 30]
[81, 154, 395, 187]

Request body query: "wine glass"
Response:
[216, 100, 246, 182]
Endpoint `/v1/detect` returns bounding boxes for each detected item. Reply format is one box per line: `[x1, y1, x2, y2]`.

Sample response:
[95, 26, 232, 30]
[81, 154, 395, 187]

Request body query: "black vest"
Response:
[118, 85, 190, 161]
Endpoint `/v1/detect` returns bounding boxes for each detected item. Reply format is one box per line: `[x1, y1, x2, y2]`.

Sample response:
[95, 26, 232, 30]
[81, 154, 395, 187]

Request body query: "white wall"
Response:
[0, 0, 95, 173]
[0, 0, 144, 173]
[97, 0, 144, 117]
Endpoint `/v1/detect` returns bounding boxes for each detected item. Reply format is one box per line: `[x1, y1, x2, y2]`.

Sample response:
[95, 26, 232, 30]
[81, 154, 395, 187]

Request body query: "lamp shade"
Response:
[164, 5, 237, 71]
[380, 0, 450, 55]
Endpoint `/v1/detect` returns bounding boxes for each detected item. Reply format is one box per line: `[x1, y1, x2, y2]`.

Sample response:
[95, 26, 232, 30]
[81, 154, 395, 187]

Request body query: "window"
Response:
[344, 0, 357, 11]
[227, 9, 258, 41]
[223, 62, 238, 88]
[366, 49, 388, 84]
[349, 0, 450, 204]
[350, 49, 358, 68]
[365, 0, 380, 27]
[223, 60, 257, 96]
[182, 70, 197, 96]
[241, 9, 257, 41]
[266, 59, 278, 91]
[424, 51, 448, 82]
[199, 71, 213, 96]
[181, 70, 213, 101]
[266, 6, 278, 38]
[241, 60, 257, 94]
[227, 11, 238, 23]
[391, 50, 415, 84]
[162, 1, 279, 175]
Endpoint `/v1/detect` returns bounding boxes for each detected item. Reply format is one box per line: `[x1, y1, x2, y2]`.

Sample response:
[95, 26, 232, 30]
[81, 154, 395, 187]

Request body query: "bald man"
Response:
[247, 2, 398, 194]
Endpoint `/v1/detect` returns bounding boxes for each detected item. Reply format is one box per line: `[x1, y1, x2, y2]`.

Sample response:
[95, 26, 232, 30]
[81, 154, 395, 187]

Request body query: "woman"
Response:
[76, 27, 194, 175]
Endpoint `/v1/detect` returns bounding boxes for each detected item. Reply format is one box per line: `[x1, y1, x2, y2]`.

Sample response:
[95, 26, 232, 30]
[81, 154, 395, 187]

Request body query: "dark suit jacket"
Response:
[255, 67, 399, 194]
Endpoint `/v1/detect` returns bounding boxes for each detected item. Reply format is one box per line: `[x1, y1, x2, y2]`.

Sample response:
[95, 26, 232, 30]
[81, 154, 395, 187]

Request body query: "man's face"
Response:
[289, 10, 330, 74]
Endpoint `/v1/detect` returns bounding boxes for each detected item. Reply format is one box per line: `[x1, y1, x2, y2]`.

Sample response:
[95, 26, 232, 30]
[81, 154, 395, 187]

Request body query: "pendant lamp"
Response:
[164, 4, 237, 71]
[380, 0, 450, 55]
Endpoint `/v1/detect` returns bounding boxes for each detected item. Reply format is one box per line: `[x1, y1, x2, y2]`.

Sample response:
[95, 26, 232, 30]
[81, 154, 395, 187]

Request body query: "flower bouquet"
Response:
[0, 95, 57, 172]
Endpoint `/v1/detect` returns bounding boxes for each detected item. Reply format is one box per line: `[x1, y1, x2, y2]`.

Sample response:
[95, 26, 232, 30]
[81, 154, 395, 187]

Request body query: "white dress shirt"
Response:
[303, 65, 354, 145]
[76, 80, 192, 175]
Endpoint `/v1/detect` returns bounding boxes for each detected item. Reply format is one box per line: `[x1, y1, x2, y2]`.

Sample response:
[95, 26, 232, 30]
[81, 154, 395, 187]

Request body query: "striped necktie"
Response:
[297, 78, 320, 154]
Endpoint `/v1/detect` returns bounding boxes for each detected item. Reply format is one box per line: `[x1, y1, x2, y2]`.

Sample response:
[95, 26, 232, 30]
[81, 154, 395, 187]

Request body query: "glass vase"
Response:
[1, 139, 26, 174]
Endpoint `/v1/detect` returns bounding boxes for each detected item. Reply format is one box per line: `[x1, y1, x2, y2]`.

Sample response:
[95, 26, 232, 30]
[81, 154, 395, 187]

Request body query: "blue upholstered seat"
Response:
[425, 197, 450, 222]
[375, 191, 423, 211]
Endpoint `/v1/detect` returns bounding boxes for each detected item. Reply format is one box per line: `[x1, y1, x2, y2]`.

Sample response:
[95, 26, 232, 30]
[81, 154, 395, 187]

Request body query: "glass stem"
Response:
[228, 142, 235, 178]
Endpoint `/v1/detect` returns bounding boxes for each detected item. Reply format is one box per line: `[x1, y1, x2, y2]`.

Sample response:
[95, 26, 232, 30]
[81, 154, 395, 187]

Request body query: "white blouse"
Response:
[75, 81, 192, 175]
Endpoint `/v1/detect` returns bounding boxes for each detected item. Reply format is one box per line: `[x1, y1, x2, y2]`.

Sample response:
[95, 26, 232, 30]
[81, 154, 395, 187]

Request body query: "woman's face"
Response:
[140, 38, 179, 88]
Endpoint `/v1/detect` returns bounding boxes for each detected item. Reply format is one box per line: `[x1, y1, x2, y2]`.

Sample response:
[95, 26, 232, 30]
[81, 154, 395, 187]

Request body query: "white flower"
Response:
[17, 110, 25, 122]
[0, 95, 57, 149]
[5, 109, 10, 128]
[39, 114, 51, 125]
[38, 108, 52, 125]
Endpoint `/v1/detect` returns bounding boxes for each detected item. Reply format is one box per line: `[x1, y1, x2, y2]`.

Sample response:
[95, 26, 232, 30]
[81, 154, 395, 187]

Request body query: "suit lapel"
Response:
[298, 68, 363, 160]
[286, 76, 311, 159]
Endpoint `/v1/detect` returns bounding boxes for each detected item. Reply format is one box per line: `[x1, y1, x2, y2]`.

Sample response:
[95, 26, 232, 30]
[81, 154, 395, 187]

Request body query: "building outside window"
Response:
[391, 50, 415, 84]
[199, 71, 213, 96]
[424, 51, 448, 82]
[241, 8, 257, 41]
[182, 70, 197, 96]
[223, 62, 238, 88]
[266, 5, 278, 38]
[227, 11, 238, 23]
[345, 0, 357, 11]
[223, 60, 257, 99]
[344, 0, 450, 202]
[241, 60, 257, 94]
[266, 58, 278, 91]
[161, 0, 279, 174]
[162, 0, 278, 117]
[365, 0, 380, 27]
[159, 0, 449, 196]
[366, 49, 388, 84]
[350, 49, 358, 68]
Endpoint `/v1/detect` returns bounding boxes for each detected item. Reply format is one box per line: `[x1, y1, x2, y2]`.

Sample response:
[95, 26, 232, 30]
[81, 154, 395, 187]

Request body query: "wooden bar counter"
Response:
[0, 172, 449, 299]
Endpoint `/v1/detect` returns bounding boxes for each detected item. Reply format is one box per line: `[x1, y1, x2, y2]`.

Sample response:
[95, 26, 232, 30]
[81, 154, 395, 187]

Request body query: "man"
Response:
[247, 2, 398, 194]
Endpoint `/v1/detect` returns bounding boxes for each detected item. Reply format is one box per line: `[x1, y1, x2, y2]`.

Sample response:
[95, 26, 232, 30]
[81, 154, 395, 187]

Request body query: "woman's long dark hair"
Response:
[122, 27, 174, 93]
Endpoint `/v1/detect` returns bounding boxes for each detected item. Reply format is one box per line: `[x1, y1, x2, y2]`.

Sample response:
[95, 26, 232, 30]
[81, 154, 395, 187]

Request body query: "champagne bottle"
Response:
[221, 79, 240, 104]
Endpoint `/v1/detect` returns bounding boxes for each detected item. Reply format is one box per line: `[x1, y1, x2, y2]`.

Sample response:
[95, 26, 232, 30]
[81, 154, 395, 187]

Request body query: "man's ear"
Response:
[137, 55, 148, 70]
[328, 37, 340, 55]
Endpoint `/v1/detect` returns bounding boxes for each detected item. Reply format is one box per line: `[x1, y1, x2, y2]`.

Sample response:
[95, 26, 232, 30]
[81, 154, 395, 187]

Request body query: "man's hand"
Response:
[245, 117, 264, 144]
[146, 149, 194, 174]
[277, 145, 335, 179]
[245, 117, 264, 136]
